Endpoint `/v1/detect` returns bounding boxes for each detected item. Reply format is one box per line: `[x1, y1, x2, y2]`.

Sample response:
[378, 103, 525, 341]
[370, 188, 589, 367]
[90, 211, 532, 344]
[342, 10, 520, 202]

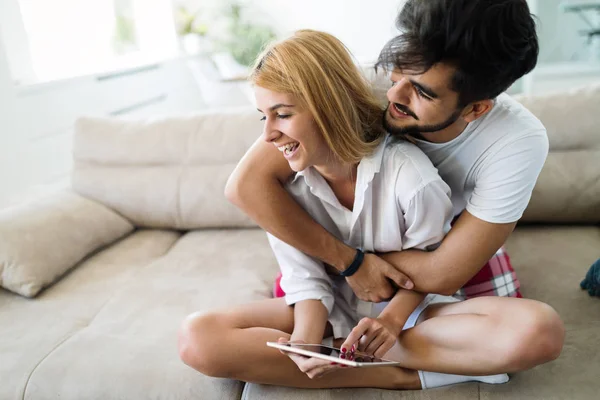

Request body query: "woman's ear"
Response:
[461, 99, 494, 123]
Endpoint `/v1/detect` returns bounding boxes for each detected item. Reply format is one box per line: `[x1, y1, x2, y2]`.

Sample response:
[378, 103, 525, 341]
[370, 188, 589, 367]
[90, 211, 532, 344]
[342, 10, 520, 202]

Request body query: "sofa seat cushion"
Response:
[18, 229, 279, 400]
[505, 225, 600, 326]
[242, 382, 479, 400]
[0, 229, 181, 400]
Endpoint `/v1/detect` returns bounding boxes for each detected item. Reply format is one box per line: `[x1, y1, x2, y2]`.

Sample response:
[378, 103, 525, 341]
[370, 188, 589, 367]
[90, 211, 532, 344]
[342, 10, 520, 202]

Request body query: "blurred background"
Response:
[0, 0, 599, 208]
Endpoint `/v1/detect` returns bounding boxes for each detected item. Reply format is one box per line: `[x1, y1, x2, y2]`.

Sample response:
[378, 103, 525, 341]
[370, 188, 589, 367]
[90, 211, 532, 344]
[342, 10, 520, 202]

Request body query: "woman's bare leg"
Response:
[384, 297, 564, 375]
[177, 298, 420, 389]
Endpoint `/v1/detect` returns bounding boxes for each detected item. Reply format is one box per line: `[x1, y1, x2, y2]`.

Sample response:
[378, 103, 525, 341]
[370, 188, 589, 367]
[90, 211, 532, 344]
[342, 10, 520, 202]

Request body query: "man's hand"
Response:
[341, 316, 401, 359]
[345, 253, 413, 302]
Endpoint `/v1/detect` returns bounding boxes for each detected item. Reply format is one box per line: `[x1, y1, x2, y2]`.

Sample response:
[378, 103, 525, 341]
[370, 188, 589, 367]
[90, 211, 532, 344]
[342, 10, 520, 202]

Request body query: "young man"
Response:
[224, 0, 564, 379]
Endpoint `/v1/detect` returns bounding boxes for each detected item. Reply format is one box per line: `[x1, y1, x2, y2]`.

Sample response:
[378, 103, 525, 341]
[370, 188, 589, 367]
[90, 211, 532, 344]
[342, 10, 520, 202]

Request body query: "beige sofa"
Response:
[1, 80, 599, 399]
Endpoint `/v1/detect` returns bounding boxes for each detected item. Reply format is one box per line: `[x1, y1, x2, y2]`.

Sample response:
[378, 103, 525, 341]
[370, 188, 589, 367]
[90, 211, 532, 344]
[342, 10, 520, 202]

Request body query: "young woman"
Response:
[177, 30, 511, 390]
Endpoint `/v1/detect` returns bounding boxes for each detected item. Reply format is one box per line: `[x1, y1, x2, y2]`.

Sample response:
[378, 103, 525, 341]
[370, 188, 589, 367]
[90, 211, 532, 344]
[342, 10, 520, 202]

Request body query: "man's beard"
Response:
[382, 106, 462, 137]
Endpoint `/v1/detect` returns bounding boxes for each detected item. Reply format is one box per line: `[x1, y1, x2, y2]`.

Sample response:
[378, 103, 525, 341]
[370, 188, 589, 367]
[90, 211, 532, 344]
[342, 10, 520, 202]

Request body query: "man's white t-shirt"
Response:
[413, 93, 548, 223]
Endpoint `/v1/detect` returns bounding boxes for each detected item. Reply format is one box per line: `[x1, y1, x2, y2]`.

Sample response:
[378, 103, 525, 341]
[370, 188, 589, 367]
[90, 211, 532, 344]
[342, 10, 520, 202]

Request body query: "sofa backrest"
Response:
[513, 85, 600, 223]
[73, 109, 262, 230]
[73, 71, 600, 229]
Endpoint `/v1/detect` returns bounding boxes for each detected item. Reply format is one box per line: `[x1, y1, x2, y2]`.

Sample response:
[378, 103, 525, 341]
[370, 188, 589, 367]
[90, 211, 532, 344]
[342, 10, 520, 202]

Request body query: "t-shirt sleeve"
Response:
[467, 131, 549, 224]
[400, 179, 454, 251]
[266, 233, 335, 314]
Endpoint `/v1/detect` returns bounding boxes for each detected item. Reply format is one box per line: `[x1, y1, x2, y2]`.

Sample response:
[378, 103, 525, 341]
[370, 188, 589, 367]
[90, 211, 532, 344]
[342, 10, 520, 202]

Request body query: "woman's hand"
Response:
[276, 338, 348, 379]
[341, 317, 400, 358]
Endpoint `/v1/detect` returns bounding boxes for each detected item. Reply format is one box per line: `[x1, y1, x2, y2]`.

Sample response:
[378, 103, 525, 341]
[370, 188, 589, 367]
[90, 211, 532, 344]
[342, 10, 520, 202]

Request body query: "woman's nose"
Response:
[262, 120, 281, 143]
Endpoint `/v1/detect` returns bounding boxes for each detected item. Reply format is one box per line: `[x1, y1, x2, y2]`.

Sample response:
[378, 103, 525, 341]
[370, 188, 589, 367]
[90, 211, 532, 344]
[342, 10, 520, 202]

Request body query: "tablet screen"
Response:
[278, 343, 387, 363]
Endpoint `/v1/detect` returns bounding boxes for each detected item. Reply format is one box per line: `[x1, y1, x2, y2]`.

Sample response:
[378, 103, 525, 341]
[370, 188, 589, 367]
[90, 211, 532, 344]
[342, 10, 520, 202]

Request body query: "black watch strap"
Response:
[340, 249, 365, 277]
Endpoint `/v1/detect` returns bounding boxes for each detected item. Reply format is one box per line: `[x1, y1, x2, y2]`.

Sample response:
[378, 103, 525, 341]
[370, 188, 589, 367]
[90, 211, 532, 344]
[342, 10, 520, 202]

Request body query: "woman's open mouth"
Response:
[277, 142, 300, 159]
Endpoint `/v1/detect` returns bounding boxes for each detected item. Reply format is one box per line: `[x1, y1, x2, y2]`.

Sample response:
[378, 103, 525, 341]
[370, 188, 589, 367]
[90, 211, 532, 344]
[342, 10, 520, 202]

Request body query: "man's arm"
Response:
[379, 211, 516, 295]
[226, 137, 413, 300]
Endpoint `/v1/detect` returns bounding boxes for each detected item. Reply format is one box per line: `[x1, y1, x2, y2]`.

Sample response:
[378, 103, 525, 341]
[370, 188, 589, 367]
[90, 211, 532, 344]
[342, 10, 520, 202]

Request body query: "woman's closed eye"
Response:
[260, 114, 292, 121]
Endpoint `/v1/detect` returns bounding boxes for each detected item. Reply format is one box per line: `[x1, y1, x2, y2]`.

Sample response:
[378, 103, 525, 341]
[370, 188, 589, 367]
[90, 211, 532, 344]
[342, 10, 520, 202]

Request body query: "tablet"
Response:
[266, 342, 403, 368]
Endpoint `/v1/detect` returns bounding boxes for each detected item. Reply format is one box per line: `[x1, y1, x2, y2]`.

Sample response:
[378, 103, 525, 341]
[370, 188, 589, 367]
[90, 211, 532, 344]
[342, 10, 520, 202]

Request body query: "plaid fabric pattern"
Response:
[273, 246, 522, 300]
[453, 246, 522, 300]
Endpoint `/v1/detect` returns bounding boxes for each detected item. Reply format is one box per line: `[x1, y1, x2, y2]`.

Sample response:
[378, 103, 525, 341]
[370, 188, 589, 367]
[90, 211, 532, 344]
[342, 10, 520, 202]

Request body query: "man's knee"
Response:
[505, 301, 565, 370]
[178, 312, 230, 377]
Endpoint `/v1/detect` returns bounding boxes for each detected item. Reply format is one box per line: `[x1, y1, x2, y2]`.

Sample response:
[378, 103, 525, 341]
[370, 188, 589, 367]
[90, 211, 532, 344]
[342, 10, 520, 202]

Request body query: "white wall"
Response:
[253, 0, 403, 64]
[0, 29, 206, 208]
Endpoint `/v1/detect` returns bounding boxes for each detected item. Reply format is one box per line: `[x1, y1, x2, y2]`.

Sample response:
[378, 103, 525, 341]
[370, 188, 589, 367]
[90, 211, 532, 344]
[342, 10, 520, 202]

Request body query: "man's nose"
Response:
[387, 78, 411, 105]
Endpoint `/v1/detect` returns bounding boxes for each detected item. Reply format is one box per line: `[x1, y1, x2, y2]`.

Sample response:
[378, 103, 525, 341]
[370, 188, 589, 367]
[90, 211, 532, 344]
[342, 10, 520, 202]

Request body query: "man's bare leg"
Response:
[384, 297, 564, 375]
[177, 298, 420, 389]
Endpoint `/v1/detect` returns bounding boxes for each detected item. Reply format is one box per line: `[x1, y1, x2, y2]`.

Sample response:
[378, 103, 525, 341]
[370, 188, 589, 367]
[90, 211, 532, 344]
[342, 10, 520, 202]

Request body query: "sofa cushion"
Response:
[2, 225, 599, 399]
[514, 84, 600, 223]
[73, 110, 263, 230]
[0, 190, 134, 297]
[17, 229, 278, 400]
[0, 229, 181, 400]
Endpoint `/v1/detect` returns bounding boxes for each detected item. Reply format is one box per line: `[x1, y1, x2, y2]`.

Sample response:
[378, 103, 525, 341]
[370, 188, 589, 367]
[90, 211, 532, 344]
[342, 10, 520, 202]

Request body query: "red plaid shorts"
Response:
[453, 246, 522, 299]
[273, 246, 522, 300]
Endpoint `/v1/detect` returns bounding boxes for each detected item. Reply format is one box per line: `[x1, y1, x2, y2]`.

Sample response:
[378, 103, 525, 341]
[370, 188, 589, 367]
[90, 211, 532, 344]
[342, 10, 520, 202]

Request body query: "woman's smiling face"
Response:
[255, 86, 331, 172]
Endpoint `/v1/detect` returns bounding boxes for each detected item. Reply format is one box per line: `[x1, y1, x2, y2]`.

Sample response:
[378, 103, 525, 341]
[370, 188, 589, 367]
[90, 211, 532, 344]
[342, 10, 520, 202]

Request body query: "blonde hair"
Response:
[250, 30, 385, 164]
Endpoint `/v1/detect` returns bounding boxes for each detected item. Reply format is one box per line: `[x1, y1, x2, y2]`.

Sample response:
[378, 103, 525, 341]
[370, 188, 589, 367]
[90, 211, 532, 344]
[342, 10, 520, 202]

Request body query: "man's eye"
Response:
[415, 87, 432, 101]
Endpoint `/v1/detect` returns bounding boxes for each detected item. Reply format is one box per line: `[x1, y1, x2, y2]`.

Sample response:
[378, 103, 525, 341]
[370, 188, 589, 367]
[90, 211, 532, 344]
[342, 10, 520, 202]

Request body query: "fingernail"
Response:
[405, 281, 414, 289]
[330, 362, 337, 365]
[351, 344, 356, 352]
[340, 353, 346, 359]
[341, 347, 347, 353]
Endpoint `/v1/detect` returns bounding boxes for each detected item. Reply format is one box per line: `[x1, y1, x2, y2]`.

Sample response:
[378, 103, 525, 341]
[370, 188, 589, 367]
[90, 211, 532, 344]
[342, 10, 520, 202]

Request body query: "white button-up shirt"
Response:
[267, 135, 454, 338]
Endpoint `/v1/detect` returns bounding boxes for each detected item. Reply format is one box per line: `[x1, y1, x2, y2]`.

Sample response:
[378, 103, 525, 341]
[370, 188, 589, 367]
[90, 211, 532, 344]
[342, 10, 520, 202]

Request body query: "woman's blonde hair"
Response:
[250, 30, 385, 164]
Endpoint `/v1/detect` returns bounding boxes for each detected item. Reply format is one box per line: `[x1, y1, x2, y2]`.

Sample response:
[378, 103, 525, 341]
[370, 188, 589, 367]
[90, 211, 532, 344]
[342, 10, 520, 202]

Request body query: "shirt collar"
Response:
[290, 134, 389, 188]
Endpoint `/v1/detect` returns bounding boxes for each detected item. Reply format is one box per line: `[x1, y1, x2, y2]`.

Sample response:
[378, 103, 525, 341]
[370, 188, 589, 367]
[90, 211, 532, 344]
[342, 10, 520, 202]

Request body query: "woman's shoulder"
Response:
[382, 137, 441, 184]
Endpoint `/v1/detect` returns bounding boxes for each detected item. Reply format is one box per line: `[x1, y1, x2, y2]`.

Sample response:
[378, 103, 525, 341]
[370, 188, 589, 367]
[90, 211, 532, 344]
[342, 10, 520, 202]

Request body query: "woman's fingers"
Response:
[341, 317, 373, 352]
[363, 333, 386, 355]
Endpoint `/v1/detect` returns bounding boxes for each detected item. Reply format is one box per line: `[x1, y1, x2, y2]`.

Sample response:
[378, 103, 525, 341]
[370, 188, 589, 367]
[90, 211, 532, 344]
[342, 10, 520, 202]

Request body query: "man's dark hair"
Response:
[377, 0, 539, 106]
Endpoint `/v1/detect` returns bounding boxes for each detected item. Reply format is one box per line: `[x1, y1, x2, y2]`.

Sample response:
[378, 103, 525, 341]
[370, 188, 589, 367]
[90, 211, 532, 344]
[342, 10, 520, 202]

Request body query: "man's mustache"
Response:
[390, 102, 419, 120]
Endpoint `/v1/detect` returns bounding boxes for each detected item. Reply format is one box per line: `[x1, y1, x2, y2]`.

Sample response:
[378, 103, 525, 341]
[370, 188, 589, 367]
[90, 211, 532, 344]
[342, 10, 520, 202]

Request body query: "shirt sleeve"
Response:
[400, 179, 454, 251]
[467, 132, 549, 224]
[266, 233, 335, 314]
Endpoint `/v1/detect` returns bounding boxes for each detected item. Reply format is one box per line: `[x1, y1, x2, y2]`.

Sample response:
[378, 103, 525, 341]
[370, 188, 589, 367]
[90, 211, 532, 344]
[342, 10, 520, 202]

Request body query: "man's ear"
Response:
[461, 99, 494, 123]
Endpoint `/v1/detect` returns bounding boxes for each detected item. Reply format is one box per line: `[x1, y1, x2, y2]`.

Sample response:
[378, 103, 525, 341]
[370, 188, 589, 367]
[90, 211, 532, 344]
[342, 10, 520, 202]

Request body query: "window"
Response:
[0, 0, 179, 85]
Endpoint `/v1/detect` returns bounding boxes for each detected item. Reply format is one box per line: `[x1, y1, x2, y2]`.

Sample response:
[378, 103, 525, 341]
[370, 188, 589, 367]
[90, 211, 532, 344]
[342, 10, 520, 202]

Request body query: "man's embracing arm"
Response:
[225, 137, 413, 301]
[379, 211, 516, 295]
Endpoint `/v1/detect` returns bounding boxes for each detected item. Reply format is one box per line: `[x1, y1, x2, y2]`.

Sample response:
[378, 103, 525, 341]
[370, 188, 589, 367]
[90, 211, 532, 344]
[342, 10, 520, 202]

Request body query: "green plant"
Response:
[175, 6, 208, 36]
[220, 3, 276, 67]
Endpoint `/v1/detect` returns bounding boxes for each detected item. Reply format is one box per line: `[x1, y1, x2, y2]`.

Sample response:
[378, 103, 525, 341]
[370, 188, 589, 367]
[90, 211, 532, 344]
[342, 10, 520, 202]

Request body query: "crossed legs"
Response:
[178, 296, 564, 389]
